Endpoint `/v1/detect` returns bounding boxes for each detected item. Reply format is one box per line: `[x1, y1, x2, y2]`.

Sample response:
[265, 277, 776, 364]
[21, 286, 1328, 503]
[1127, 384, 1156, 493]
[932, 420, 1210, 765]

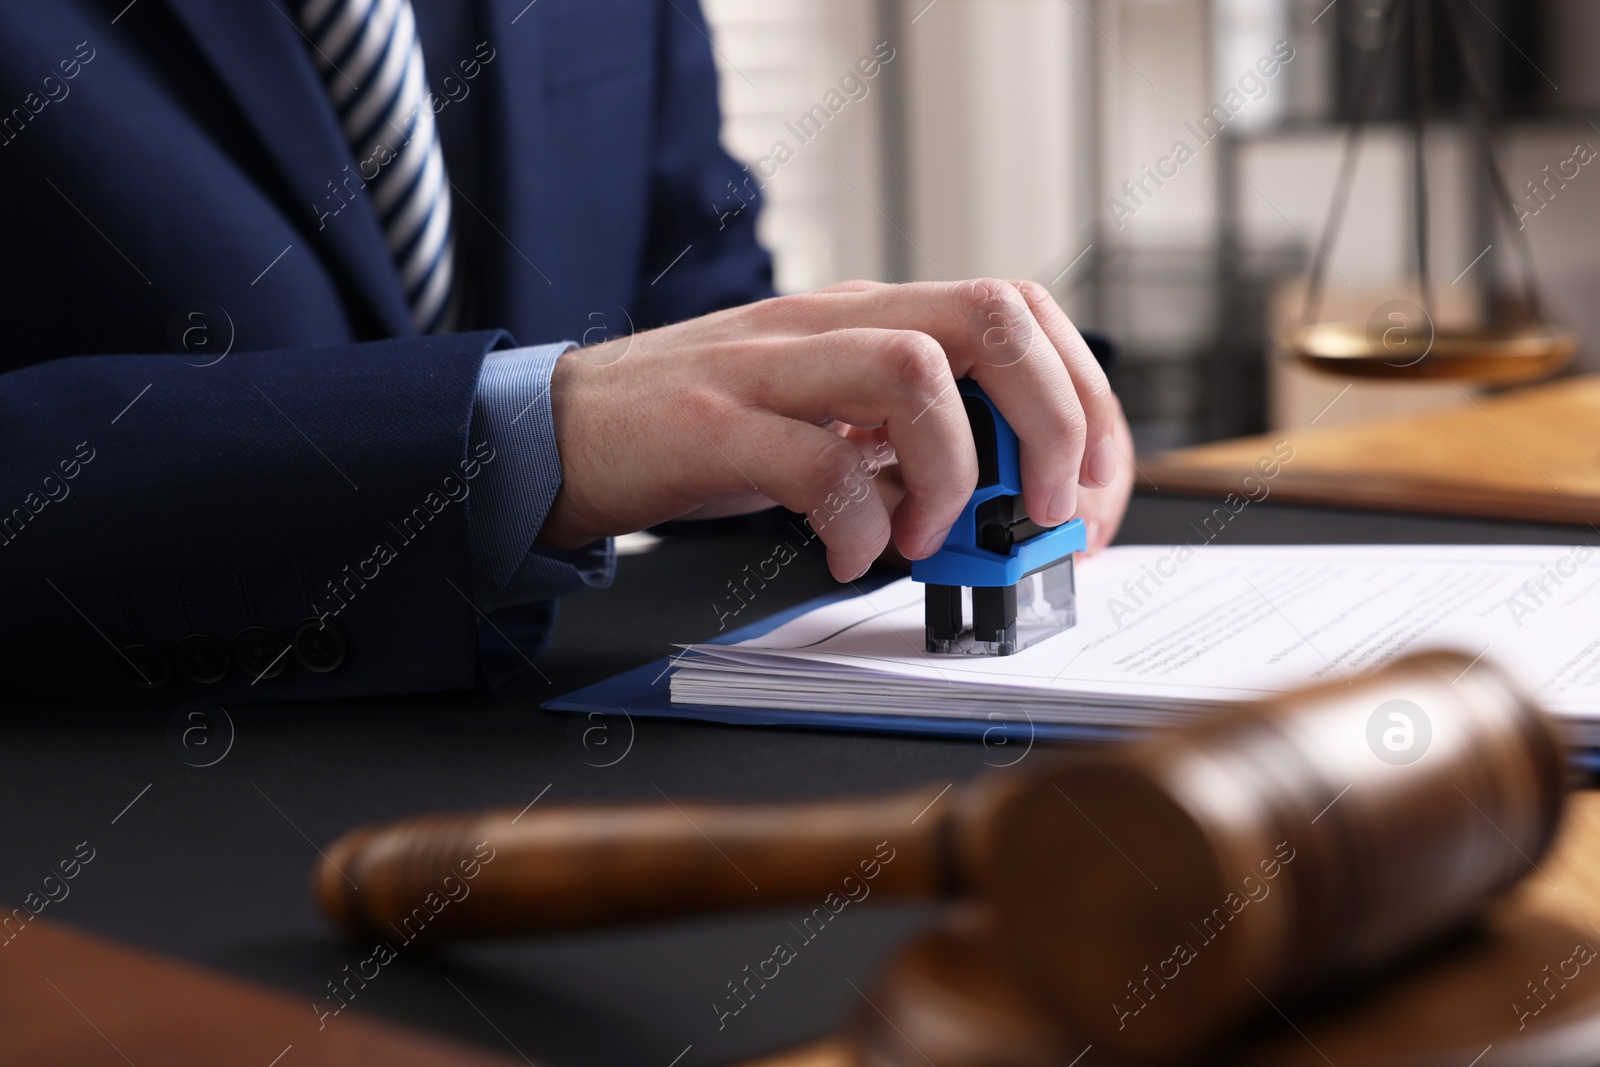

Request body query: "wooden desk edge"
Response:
[1138, 462, 1600, 528]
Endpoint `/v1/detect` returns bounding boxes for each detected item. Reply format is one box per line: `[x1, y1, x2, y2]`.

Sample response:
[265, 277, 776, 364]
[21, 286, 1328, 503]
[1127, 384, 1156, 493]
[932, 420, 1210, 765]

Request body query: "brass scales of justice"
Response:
[1287, 0, 1577, 384]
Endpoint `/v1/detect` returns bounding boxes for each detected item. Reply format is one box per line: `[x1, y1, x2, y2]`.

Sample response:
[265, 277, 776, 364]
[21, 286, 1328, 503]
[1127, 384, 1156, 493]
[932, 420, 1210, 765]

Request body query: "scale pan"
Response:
[1289, 320, 1576, 384]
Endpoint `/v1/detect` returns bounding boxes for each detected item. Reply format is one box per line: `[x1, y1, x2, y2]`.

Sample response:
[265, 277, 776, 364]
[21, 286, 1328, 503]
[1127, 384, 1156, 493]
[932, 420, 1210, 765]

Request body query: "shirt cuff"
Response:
[469, 343, 616, 612]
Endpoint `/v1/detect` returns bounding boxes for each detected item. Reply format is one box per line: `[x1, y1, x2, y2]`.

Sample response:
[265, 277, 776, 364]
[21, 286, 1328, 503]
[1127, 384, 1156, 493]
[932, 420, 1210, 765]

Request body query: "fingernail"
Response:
[835, 559, 870, 583]
[1085, 518, 1102, 550]
[919, 529, 949, 559]
[1086, 436, 1118, 487]
[1048, 485, 1076, 526]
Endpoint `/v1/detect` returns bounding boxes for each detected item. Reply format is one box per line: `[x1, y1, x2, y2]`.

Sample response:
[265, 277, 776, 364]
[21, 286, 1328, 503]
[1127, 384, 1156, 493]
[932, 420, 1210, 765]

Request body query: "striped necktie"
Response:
[297, 0, 462, 333]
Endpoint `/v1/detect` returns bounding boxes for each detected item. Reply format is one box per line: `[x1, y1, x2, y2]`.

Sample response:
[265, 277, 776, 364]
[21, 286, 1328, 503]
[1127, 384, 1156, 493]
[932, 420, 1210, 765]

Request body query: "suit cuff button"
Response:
[293, 617, 346, 674]
[175, 634, 230, 684]
[234, 627, 289, 682]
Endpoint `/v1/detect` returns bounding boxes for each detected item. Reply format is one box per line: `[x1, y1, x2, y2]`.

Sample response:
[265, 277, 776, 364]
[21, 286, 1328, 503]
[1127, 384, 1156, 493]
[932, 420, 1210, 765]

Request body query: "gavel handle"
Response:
[314, 785, 967, 940]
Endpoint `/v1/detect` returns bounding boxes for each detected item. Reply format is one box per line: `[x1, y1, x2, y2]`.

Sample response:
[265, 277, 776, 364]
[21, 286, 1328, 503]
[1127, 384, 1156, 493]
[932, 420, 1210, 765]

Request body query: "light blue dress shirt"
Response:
[468, 343, 616, 613]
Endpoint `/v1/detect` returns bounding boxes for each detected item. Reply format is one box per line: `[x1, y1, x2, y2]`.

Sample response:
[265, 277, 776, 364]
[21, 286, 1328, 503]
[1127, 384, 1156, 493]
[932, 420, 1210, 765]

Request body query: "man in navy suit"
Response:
[0, 0, 1133, 703]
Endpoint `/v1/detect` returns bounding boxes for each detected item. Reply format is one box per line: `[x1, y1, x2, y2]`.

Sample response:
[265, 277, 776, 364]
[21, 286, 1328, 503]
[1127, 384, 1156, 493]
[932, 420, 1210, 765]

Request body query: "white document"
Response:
[670, 545, 1600, 740]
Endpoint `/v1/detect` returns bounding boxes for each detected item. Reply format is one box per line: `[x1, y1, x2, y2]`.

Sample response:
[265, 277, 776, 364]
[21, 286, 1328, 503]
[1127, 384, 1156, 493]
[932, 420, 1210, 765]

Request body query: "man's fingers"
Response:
[752, 328, 976, 560]
[804, 281, 1086, 527]
[956, 283, 1086, 526]
[1009, 278, 1120, 489]
[731, 414, 895, 582]
[1070, 395, 1136, 554]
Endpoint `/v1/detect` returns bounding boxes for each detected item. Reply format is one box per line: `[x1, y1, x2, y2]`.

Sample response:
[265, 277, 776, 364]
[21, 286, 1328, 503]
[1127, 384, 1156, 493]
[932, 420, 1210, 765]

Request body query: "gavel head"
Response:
[976, 651, 1568, 1062]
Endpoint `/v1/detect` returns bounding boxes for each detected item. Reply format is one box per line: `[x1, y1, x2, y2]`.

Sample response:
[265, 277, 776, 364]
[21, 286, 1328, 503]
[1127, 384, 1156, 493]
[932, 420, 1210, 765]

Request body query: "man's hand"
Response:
[540, 279, 1132, 581]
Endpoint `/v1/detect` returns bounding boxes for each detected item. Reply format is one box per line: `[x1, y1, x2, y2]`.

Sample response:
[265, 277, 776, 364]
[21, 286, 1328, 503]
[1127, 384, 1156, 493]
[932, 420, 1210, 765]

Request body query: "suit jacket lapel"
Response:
[161, 0, 416, 338]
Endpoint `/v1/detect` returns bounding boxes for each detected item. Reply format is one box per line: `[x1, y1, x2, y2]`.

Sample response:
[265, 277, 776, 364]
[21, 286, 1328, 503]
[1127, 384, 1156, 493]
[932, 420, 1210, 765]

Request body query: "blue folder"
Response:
[542, 578, 1133, 747]
[542, 582, 1600, 772]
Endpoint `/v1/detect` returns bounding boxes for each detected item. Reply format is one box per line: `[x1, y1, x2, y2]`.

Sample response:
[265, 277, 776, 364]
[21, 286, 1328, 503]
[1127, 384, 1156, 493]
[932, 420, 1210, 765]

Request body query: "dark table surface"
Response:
[5, 492, 1595, 1067]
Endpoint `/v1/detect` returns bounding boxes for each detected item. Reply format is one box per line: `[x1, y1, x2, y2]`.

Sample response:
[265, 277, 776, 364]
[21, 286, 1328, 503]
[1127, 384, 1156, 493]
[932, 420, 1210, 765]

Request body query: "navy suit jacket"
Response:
[0, 0, 773, 703]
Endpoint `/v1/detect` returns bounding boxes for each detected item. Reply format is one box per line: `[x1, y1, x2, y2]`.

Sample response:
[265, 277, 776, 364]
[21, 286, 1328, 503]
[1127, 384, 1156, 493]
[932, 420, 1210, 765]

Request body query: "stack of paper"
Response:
[670, 545, 1600, 744]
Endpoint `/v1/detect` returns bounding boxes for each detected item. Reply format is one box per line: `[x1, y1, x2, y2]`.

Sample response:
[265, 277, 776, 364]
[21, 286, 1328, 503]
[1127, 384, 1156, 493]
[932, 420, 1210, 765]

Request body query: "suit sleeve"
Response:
[630, 0, 777, 327]
[0, 331, 543, 703]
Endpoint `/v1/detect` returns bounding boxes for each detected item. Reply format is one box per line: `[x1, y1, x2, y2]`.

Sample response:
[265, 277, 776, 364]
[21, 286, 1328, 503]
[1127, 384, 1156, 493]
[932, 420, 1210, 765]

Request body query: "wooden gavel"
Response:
[315, 776, 1001, 938]
[316, 651, 1568, 1061]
